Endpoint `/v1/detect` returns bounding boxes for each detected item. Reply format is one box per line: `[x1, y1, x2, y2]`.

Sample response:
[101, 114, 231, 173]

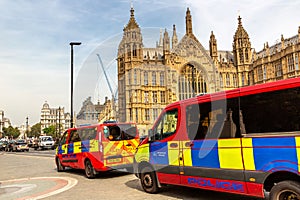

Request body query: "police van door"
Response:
[102, 125, 124, 168]
[119, 124, 139, 167]
[56, 131, 69, 166]
[181, 98, 246, 193]
[67, 129, 81, 168]
[149, 108, 180, 185]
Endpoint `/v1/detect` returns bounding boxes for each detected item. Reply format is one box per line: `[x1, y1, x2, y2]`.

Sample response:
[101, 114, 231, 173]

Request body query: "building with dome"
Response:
[117, 6, 300, 134]
[40, 102, 71, 135]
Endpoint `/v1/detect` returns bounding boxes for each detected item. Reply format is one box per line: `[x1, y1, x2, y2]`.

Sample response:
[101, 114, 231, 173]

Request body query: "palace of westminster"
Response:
[115, 6, 300, 133]
[39, 6, 299, 136]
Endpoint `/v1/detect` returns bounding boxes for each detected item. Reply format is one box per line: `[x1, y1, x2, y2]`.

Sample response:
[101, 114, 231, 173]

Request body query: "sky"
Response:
[0, 0, 299, 127]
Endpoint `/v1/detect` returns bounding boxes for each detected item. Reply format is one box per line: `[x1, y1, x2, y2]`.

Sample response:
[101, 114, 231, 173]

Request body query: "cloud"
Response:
[1, 0, 299, 126]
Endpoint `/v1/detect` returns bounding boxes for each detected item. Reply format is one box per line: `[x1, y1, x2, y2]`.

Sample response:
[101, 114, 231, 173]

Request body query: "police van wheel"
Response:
[140, 166, 159, 193]
[85, 160, 96, 179]
[269, 180, 300, 200]
[56, 158, 65, 172]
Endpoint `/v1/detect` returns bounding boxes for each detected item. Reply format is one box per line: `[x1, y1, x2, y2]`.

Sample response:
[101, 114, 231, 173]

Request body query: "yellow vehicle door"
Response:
[102, 125, 124, 169]
[120, 124, 139, 166]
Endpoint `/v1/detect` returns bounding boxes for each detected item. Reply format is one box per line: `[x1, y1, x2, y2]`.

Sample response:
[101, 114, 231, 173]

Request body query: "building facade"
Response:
[0, 110, 11, 138]
[40, 102, 71, 135]
[117, 7, 300, 134]
[76, 96, 116, 125]
[117, 7, 219, 133]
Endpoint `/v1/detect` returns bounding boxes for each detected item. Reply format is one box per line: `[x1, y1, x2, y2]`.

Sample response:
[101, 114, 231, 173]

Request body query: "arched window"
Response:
[160, 72, 165, 86]
[144, 71, 148, 85]
[127, 45, 131, 58]
[152, 72, 156, 85]
[239, 49, 244, 63]
[128, 70, 131, 85]
[133, 44, 137, 57]
[226, 73, 230, 87]
[220, 73, 223, 88]
[263, 66, 267, 80]
[178, 65, 207, 100]
[245, 48, 249, 61]
[233, 74, 237, 87]
[134, 69, 137, 85]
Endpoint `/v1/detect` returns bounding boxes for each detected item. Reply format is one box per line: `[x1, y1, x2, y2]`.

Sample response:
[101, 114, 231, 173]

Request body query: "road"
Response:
[0, 150, 264, 200]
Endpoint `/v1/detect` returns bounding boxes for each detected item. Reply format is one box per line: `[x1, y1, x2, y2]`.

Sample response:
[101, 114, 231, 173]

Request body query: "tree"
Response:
[29, 123, 41, 137]
[3, 126, 21, 139]
[43, 125, 56, 137]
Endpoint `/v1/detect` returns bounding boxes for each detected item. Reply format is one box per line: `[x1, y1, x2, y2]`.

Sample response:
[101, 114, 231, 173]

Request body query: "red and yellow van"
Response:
[55, 122, 139, 178]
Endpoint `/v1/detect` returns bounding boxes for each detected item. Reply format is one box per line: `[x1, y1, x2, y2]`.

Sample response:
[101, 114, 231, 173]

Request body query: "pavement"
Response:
[0, 177, 77, 200]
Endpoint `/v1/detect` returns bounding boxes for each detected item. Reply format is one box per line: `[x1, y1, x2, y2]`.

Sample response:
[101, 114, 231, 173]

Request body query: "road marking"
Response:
[0, 177, 77, 200]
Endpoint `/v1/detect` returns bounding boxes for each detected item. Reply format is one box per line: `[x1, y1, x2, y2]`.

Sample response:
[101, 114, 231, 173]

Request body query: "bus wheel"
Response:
[85, 160, 96, 179]
[269, 180, 300, 200]
[56, 158, 65, 172]
[140, 166, 159, 193]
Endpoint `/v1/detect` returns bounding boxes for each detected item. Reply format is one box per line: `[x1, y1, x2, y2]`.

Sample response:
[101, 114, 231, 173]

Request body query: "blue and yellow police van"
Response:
[134, 77, 300, 199]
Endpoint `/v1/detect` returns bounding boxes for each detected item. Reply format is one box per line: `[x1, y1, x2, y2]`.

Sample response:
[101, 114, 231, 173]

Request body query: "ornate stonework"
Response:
[117, 6, 300, 134]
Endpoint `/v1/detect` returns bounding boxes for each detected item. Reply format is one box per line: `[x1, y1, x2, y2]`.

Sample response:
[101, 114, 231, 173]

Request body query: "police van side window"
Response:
[152, 109, 178, 141]
[240, 87, 300, 134]
[186, 98, 240, 140]
[78, 128, 97, 141]
[119, 124, 137, 140]
[70, 130, 81, 143]
[103, 126, 122, 141]
[60, 131, 68, 145]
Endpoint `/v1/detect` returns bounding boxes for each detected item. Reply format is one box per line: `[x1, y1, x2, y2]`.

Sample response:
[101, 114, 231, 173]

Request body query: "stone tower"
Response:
[209, 31, 218, 64]
[117, 6, 143, 122]
[232, 16, 252, 86]
[117, 7, 219, 133]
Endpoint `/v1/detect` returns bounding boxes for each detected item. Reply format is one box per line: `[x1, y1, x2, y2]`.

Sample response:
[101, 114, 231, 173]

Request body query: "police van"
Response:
[134, 77, 300, 200]
[55, 122, 139, 178]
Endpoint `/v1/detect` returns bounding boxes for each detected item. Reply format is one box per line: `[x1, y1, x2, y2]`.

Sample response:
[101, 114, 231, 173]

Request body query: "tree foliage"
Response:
[42, 125, 56, 137]
[3, 126, 20, 139]
[29, 123, 41, 137]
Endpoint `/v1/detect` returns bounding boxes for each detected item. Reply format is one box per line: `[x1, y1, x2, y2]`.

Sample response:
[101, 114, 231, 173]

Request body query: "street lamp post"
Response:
[25, 116, 28, 139]
[58, 106, 61, 136]
[70, 42, 81, 128]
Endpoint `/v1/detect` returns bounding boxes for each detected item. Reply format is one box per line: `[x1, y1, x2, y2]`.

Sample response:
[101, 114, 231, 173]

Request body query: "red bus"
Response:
[134, 77, 300, 199]
[55, 122, 139, 178]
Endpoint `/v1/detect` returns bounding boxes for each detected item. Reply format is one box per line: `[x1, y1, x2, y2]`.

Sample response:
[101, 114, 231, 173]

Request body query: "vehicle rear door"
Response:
[102, 125, 124, 169]
[119, 124, 140, 166]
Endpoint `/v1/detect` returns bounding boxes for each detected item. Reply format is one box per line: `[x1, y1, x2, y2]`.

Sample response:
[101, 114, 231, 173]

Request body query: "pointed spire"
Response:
[186, 7, 193, 36]
[163, 28, 170, 53]
[124, 5, 140, 31]
[130, 6, 134, 17]
[238, 16, 242, 26]
[209, 31, 218, 59]
[210, 31, 216, 40]
[172, 24, 178, 48]
[281, 34, 285, 49]
[158, 29, 163, 47]
[234, 15, 249, 39]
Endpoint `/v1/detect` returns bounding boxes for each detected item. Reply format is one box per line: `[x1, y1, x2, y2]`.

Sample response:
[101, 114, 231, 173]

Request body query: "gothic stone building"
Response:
[117, 7, 300, 134]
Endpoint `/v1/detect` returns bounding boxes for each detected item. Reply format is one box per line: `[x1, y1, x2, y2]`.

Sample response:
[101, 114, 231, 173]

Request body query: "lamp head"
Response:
[70, 42, 81, 46]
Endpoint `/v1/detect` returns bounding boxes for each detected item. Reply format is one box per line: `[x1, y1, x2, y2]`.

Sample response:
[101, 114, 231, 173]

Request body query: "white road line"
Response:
[0, 177, 78, 200]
